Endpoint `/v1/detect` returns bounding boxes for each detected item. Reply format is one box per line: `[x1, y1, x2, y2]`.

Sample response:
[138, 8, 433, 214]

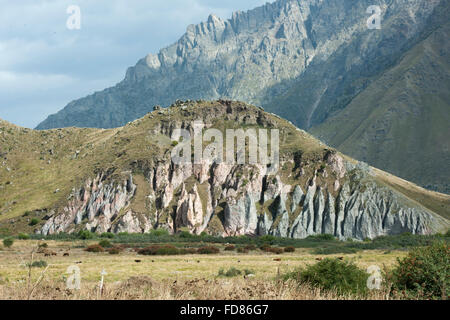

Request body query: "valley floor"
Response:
[0, 240, 406, 300]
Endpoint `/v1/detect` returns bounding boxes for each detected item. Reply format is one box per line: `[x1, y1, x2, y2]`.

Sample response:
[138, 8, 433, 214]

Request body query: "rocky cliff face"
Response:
[38, 102, 448, 239]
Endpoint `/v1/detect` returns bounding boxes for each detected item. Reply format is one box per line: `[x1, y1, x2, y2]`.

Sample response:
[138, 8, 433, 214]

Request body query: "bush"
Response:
[28, 260, 48, 268]
[18, 233, 30, 240]
[179, 230, 194, 238]
[197, 246, 220, 254]
[3, 238, 13, 248]
[218, 267, 255, 277]
[237, 247, 249, 254]
[283, 258, 369, 296]
[218, 267, 242, 277]
[100, 232, 115, 239]
[388, 242, 449, 299]
[180, 248, 197, 254]
[138, 245, 180, 256]
[224, 245, 236, 251]
[312, 246, 359, 255]
[284, 246, 295, 253]
[259, 235, 276, 244]
[85, 244, 104, 253]
[29, 218, 39, 226]
[108, 247, 122, 255]
[266, 247, 283, 254]
[307, 234, 336, 241]
[98, 239, 112, 248]
[244, 244, 257, 251]
[149, 229, 170, 237]
[38, 242, 48, 248]
[78, 230, 94, 240]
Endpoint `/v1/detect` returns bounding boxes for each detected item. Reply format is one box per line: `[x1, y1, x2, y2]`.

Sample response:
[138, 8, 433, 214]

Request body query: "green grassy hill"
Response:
[1, 101, 449, 236]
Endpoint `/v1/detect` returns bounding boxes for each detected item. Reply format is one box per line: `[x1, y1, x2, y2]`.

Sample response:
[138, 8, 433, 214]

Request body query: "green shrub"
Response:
[224, 245, 236, 251]
[78, 230, 94, 240]
[18, 233, 30, 240]
[197, 246, 220, 254]
[179, 230, 194, 238]
[100, 232, 115, 239]
[3, 238, 13, 248]
[388, 242, 449, 299]
[283, 258, 369, 296]
[98, 239, 112, 248]
[259, 235, 276, 244]
[29, 218, 39, 226]
[38, 242, 48, 248]
[218, 267, 242, 277]
[307, 234, 336, 241]
[312, 246, 359, 255]
[84, 244, 104, 253]
[150, 229, 170, 237]
[244, 244, 257, 251]
[28, 260, 48, 268]
[284, 246, 295, 253]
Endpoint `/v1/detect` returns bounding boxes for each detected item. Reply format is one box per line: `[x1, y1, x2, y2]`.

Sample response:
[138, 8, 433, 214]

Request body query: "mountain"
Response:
[35, 0, 449, 193]
[1, 102, 449, 239]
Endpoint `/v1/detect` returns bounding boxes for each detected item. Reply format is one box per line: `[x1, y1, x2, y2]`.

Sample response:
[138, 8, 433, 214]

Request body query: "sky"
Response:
[0, 0, 269, 128]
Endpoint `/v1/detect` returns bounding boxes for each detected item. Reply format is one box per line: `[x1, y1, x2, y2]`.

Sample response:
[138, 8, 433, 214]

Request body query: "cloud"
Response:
[0, 0, 268, 128]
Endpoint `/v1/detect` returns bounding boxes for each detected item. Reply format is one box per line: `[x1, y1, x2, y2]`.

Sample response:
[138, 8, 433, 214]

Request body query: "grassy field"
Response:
[0, 239, 408, 300]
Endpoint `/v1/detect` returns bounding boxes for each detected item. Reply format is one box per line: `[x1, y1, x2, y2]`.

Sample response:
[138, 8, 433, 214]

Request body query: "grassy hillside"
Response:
[1, 101, 449, 235]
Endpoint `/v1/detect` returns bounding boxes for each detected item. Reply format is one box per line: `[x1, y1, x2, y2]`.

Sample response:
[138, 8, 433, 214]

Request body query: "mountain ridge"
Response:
[34, 0, 449, 194]
[2, 101, 449, 238]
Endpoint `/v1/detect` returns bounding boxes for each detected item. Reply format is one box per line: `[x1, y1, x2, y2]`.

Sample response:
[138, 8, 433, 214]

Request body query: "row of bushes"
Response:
[283, 242, 449, 299]
[12, 230, 450, 252]
[136, 245, 220, 256]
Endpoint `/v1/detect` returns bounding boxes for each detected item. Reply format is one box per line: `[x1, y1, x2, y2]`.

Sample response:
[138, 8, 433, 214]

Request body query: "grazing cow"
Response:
[135, 260, 142, 263]
[63, 253, 70, 257]
[273, 258, 281, 262]
[315, 258, 323, 261]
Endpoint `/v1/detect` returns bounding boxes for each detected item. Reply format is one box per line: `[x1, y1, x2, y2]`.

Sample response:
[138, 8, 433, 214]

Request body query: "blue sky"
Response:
[0, 0, 268, 128]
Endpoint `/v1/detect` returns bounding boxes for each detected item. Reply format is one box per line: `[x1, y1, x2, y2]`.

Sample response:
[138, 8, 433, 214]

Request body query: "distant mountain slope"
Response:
[1, 103, 449, 238]
[34, 0, 449, 194]
[311, 10, 450, 194]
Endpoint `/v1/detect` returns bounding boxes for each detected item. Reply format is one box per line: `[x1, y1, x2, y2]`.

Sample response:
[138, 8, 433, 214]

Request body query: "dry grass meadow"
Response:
[0, 239, 406, 300]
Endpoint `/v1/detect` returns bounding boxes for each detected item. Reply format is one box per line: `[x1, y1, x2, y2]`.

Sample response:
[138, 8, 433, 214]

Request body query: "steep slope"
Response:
[36, 0, 442, 130]
[311, 16, 450, 193]
[2, 103, 449, 239]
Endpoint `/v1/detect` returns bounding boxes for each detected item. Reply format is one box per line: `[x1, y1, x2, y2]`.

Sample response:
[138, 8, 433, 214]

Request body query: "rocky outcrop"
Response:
[40, 152, 446, 240]
[41, 173, 144, 235]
